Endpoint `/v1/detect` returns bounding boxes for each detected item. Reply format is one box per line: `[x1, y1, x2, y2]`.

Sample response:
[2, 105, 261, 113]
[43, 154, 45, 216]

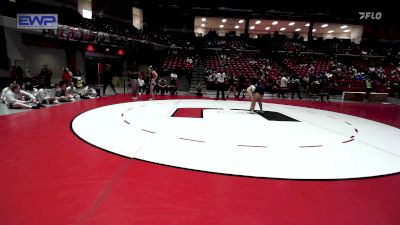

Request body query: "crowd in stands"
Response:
[199, 45, 400, 100]
[7, 0, 400, 101]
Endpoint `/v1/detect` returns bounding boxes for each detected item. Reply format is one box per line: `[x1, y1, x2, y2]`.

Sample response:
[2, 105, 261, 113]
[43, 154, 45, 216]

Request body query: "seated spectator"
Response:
[24, 82, 38, 98]
[66, 82, 79, 100]
[37, 83, 59, 104]
[55, 81, 74, 102]
[81, 83, 97, 99]
[158, 76, 168, 96]
[1, 81, 16, 103]
[169, 76, 178, 95]
[4, 83, 44, 109]
[195, 82, 203, 97]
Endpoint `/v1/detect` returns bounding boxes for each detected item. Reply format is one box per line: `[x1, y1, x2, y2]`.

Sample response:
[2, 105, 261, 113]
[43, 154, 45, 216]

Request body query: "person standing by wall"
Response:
[62, 67, 73, 84]
[40, 64, 53, 87]
[365, 76, 373, 102]
[103, 64, 117, 96]
[129, 69, 139, 100]
[215, 70, 226, 100]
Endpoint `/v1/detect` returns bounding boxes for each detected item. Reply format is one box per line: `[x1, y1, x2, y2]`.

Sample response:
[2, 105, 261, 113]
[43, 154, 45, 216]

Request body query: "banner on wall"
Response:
[17, 14, 58, 29]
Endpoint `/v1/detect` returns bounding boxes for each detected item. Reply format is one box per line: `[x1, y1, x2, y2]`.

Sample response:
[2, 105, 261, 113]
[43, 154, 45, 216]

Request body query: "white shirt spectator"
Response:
[4, 89, 36, 105]
[138, 78, 145, 86]
[280, 76, 288, 88]
[26, 88, 38, 98]
[1, 87, 10, 102]
[208, 74, 216, 82]
[216, 72, 226, 83]
[36, 88, 52, 103]
[66, 86, 77, 95]
[170, 73, 178, 79]
[83, 86, 97, 98]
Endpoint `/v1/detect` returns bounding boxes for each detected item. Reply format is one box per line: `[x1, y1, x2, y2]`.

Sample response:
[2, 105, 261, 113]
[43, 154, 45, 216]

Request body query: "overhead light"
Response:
[201, 18, 206, 22]
[295, 28, 301, 31]
[289, 22, 295, 26]
[201, 24, 205, 27]
[272, 21, 278, 25]
[235, 25, 239, 29]
[340, 25, 348, 29]
[265, 27, 270, 30]
[312, 29, 316, 32]
[255, 20, 261, 24]
[321, 24, 328, 28]
[328, 30, 334, 33]
[280, 27, 286, 31]
[250, 26, 255, 30]
[82, 9, 92, 19]
[343, 29, 351, 32]
[222, 19, 227, 23]
[305, 23, 310, 27]
[239, 19, 244, 23]
[219, 24, 224, 28]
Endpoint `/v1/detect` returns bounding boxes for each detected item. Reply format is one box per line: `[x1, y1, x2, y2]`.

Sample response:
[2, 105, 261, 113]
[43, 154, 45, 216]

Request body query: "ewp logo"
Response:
[17, 14, 58, 29]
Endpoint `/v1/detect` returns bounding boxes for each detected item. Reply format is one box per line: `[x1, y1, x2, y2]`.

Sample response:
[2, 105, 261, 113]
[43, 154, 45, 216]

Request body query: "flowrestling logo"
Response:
[17, 14, 58, 29]
[358, 12, 382, 20]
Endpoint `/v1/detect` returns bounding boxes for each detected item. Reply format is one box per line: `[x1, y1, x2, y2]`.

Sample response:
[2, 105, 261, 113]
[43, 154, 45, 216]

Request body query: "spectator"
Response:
[4, 83, 43, 109]
[129, 70, 139, 100]
[225, 75, 237, 98]
[157, 76, 168, 96]
[1, 81, 15, 103]
[103, 64, 117, 95]
[195, 82, 203, 97]
[365, 76, 373, 101]
[37, 83, 59, 104]
[62, 67, 73, 84]
[55, 81, 74, 102]
[82, 83, 97, 99]
[40, 64, 53, 87]
[278, 75, 288, 98]
[24, 82, 38, 95]
[169, 76, 178, 95]
[15, 66, 24, 86]
[138, 73, 146, 95]
[215, 71, 226, 100]
[66, 82, 79, 100]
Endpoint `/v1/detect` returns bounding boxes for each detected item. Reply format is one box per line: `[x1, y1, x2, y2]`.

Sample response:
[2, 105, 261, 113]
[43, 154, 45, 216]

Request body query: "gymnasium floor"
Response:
[1, 94, 400, 225]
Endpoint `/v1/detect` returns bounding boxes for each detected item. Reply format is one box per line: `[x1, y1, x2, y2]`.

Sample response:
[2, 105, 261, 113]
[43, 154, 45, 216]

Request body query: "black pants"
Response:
[278, 87, 286, 98]
[216, 82, 225, 99]
[103, 80, 116, 94]
[291, 86, 302, 99]
[365, 88, 372, 100]
[159, 86, 167, 95]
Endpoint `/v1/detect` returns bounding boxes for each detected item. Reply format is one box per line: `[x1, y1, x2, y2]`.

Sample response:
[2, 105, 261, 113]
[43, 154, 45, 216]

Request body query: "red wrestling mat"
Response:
[1, 95, 399, 225]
